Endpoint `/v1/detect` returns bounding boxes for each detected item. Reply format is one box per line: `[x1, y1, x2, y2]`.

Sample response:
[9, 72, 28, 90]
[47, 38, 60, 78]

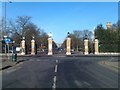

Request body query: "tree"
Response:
[5, 16, 50, 53]
[7, 16, 32, 44]
[39, 32, 48, 50]
[1, 16, 59, 53]
[61, 39, 66, 49]
[61, 30, 93, 52]
[72, 30, 82, 51]
[95, 23, 119, 52]
[118, 20, 120, 52]
[52, 40, 58, 49]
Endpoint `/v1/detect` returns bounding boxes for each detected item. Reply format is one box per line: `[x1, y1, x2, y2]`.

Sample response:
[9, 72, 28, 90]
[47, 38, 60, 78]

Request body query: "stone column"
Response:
[31, 36, 35, 55]
[48, 37, 53, 55]
[94, 38, 99, 54]
[66, 32, 71, 55]
[21, 37, 25, 55]
[84, 39, 89, 55]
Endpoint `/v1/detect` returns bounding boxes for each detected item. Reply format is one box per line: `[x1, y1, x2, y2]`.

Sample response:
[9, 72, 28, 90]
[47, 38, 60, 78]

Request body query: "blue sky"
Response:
[2, 2, 118, 43]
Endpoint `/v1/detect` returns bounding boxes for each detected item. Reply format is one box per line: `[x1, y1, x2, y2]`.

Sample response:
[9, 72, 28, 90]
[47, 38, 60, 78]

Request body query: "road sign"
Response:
[5, 37, 11, 44]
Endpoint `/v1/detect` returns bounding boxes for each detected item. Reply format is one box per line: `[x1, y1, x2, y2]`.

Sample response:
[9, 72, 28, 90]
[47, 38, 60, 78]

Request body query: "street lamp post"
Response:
[3, 0, 12, 54]
[4, 0, 6, 36]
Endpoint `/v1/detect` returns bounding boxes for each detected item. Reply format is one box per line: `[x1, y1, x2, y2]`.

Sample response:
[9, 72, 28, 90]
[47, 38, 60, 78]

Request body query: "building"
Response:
[106, 22, 112, 29]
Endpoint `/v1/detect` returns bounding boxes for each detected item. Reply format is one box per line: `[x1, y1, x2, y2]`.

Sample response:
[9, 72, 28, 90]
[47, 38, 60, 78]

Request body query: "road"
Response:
[2, 55, 119, 89]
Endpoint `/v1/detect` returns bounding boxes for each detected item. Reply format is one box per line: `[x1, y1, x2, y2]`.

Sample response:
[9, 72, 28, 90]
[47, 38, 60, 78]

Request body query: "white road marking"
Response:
[74, 80, 91, 87]
[29, 59, 34, 61]
[17, 66, 22, 69]
[52, 60, 59, 89]
[74, 80, 82, 87]
[58, 56, 65, 57]
[55, 65, 58, 73]
[83, 81, 91, 86]
[36, 59, 40, 61]
[52, 83, 56, 89]
[53, 76, 57, 82]
[56, 60, 58, 63]
[6, 67, 22, 74]
[6, 69, 16, 73]
[52, 76, 56, 89]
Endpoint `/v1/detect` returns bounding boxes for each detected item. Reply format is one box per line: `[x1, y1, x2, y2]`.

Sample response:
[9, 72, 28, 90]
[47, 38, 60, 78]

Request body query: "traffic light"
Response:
[98, 42, 101, 48]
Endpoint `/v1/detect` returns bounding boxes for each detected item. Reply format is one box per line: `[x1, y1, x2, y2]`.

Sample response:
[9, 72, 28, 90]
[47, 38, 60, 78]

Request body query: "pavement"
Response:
[102, 61, 119, 69]
[0, 55, 28, 70]
[0, 52, 51, 71]
[99, 60, 120, 73]
[0, 60, 17, 70]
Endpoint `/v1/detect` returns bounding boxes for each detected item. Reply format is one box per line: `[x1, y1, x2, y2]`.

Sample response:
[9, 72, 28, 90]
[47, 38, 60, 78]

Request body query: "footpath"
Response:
[0, 54, 29, 70]
[0, 52, 44, 71]
[99, 60, 120, 71]
[0, 59, 17, 70]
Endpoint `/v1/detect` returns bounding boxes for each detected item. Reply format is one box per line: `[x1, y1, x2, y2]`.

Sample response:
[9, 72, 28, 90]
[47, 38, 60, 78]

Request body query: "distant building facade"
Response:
[106, 22, 112, 29]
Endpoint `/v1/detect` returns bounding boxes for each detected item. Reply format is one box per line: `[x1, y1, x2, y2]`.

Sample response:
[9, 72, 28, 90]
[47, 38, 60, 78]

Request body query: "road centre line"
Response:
[52, 60, 59, 89]
[55, 65, 58, 73]
[56, 60, 58, 63]
[52, 76, 56, 89]
[52, 83, 56, 89]
[53, 76, 57, 82]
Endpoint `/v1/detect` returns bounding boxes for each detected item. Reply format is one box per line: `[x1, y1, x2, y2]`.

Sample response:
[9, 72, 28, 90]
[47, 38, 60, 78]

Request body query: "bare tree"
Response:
[16, 16, 31, 36]
[7, 16, 42, 52]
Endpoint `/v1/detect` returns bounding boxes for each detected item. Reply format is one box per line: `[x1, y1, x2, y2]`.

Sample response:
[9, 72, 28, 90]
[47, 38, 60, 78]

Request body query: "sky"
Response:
[1, 2, 118, 44]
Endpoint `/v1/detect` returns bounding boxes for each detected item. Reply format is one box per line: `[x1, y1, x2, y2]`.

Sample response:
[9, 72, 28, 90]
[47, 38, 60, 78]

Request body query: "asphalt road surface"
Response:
[2, 55, 119, 89]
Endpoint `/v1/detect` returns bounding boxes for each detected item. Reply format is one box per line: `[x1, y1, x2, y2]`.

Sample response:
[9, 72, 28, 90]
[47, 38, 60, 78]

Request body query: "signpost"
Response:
[5, 37, 11, 59]
[5, 37, 11, 44]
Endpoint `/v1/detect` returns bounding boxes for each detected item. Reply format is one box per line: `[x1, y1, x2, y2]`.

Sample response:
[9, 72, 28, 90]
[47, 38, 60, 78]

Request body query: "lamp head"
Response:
[22, 37, 25, 40]
[67, 32, 70, 37]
